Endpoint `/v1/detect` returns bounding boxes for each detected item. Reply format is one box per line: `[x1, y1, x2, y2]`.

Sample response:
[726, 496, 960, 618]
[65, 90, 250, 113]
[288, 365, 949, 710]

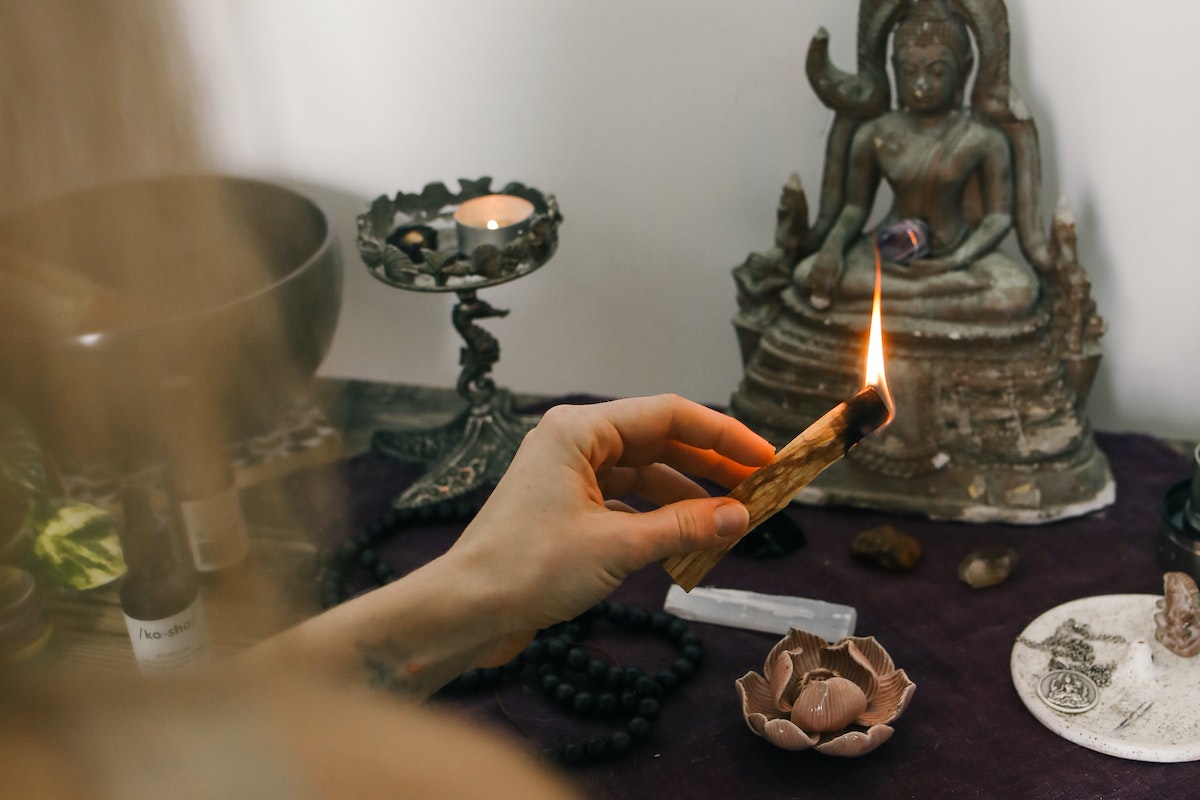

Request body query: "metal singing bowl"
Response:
[0, 174, 342, 468]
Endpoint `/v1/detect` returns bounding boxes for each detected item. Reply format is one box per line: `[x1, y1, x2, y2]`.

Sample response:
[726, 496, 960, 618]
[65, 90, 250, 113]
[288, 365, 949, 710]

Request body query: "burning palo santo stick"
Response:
[663, 243, 895, 591]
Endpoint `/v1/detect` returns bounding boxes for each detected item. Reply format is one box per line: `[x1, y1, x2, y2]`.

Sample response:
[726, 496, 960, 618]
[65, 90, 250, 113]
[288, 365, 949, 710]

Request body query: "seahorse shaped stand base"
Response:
[372, 289, 539, 510]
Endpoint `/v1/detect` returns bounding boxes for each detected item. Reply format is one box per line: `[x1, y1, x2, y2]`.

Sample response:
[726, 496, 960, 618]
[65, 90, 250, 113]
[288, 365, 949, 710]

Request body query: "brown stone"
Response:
[849, 525, 921, 572]
[958, 546, 1019, 589]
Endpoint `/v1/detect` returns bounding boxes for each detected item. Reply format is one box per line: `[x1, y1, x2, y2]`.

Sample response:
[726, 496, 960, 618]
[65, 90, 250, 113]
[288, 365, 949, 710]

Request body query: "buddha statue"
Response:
[730, 0, 1113, 522]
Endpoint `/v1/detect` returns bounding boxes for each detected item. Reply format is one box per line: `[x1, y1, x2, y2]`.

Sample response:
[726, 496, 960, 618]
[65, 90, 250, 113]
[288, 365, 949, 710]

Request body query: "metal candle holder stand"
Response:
[356, 178, 562, 510]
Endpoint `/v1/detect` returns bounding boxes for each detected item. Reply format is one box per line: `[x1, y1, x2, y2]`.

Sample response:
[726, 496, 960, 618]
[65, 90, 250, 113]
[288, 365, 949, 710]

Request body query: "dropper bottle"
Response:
[161, 375, 249, 573]
[117, 485, 209, 674]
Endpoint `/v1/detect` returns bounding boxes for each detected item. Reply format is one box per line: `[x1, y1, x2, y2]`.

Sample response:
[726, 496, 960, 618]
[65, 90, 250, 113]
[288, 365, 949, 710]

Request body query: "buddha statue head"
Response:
[892, 0, 974, 114]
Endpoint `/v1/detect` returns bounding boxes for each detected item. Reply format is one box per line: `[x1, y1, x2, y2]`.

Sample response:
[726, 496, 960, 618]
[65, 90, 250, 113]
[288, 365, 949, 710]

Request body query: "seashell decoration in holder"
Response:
[736, 628, 916, 756]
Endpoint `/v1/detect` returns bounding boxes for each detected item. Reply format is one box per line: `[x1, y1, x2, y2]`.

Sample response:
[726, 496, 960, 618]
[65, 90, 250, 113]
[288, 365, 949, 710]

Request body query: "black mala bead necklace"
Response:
[443, 599, 704, 766]
[316, 496, 479, 610]
[315, 498, 705, 767]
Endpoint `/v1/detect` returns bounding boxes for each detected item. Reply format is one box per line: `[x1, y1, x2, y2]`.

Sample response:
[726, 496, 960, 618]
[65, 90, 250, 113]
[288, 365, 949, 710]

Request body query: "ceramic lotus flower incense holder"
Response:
[736, 628, 915, 756]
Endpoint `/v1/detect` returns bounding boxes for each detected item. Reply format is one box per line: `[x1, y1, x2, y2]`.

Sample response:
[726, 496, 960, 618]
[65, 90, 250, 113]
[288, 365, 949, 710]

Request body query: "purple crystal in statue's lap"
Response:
[876, 219, 930, 264]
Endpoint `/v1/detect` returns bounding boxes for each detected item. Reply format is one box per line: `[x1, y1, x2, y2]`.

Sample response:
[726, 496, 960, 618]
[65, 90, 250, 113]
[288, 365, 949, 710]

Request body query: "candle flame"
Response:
[486, 219, 499, 230]
[866, 240, 894, 416]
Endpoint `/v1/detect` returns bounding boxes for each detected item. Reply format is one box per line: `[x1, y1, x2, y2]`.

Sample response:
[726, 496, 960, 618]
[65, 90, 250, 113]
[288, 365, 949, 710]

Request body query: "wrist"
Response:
[378, 551, 523, 685]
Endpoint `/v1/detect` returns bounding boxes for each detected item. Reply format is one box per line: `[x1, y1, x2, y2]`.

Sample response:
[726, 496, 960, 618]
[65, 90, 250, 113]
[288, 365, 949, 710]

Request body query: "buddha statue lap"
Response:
[730, 0, 1112, 522]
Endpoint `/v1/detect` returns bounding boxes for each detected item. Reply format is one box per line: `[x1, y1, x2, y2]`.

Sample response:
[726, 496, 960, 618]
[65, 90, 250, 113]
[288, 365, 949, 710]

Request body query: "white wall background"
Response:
[177, 0, 1200, 440]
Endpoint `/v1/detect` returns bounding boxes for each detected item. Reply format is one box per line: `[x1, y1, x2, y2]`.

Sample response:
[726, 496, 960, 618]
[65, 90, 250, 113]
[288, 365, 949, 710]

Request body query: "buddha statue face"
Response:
[891, 2, 973, 115]
[894, 42, 962, 115]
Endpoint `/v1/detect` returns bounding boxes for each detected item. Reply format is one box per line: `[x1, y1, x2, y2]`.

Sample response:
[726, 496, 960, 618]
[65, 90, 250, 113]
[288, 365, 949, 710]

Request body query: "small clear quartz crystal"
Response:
[958, 545, 1018, 588]
[876, 218, 930, 263]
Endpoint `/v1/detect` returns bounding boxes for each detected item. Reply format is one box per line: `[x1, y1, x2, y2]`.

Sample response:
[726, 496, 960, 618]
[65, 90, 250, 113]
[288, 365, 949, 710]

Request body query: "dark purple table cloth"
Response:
[305, 418, 1196, 799]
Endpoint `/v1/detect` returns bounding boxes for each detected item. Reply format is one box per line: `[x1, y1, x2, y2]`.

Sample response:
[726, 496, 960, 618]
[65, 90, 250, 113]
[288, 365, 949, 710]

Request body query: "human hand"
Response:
[444, 395, 775, 662]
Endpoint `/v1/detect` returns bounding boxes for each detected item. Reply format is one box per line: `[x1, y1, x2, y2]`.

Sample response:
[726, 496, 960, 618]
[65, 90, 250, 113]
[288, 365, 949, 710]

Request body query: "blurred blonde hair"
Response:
[0, 0, 289, 466]
[0, 0, 209, 217]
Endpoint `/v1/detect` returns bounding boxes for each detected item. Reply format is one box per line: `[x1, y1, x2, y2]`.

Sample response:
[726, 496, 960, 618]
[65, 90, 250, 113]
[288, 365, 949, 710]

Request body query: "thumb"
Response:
[622, 498, 750, 563]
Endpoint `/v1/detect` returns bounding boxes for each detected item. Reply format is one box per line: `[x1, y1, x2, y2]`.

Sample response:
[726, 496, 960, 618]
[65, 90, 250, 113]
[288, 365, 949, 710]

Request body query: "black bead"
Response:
[619, 691, 638, 711]
[358, 548, 378, 567]
[671, 658, 695, 681]
[680, 631, 701, 647]
[562, 742, 585, 765]
[605, 666, 625, 688]
[372, 561, 393, 581]
[650, 612, 672, 632]
[609, 730, 634, 755]
[667, 619, 689, 641]
[634, 676, 661, 698]
[586, 658, 609, 681]
[627, 716, 653, 740]
[596, 692, 618, 714]
[655, 669, 680, 694]
[627, 607, 650, 630]
[572, 691, 595, 715]
[539, 747, 563, 766]
[562, 623, 585, 641]
[585, 736, 608, 759]
[606, 602, 629, 623]
[554, 682, 577, 705]
[637, 697, 661, 720]
[541, 674, 561, 694]
[623, 667, 645, 687]
[522, 640, 545, 663]
[682, 644, 704, 666]
[546, 638, 568, 662]
[566, 647, 587, 670]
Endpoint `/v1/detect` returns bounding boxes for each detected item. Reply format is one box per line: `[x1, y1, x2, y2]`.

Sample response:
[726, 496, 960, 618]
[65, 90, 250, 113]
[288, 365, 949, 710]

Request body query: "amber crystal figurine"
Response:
[1155, 572, 1200, 658]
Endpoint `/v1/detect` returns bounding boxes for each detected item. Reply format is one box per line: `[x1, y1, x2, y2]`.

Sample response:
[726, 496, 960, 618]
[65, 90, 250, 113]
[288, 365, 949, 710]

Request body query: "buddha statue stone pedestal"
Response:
[730, 0, 1113, 523]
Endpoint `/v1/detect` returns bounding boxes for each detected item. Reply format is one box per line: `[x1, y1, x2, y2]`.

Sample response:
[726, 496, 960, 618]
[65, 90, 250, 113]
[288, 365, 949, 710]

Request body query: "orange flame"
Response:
[866, 240, 894, 415]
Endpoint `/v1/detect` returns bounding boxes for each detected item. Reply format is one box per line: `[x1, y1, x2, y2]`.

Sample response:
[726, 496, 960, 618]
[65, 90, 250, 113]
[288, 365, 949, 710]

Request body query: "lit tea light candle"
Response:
[454, 194, 535, 254]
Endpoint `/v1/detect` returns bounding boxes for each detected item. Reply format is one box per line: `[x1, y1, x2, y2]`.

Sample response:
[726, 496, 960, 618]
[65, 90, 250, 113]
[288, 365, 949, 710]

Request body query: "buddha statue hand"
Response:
[806, 243, 845, 310]
[894, 252, 964, 277]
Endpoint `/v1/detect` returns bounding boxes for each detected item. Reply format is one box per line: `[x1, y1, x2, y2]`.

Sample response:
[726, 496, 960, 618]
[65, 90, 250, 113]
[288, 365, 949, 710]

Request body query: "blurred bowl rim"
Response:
[0, 172, 337, 345]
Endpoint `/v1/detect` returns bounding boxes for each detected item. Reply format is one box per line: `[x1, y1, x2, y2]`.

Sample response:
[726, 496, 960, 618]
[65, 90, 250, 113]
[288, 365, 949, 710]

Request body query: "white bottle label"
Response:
[179, 487, 248, 571]
[123, 596, 210, 675]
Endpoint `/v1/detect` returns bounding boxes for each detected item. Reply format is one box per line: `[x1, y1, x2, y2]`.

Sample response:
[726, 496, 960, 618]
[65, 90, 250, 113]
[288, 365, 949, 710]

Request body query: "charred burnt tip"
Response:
[842, 386, 891, 453]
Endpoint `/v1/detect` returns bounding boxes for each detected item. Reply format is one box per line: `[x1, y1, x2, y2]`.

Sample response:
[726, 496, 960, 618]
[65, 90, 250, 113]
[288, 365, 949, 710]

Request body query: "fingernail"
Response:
[713, 501, 749, 539]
